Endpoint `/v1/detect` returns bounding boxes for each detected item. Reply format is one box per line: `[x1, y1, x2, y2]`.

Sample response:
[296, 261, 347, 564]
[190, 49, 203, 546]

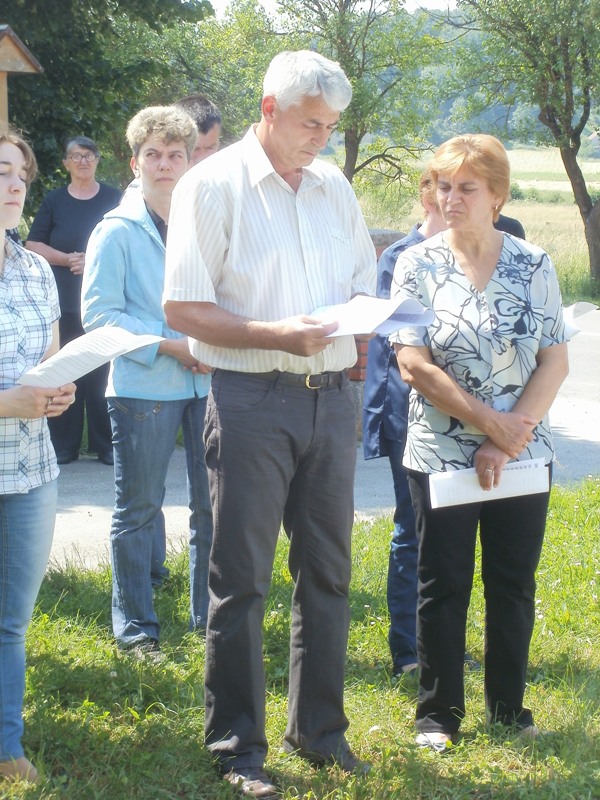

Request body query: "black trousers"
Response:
[203, 370, 357, 770]
[48, 312, 112, 458]
[408, 468, 551, 734]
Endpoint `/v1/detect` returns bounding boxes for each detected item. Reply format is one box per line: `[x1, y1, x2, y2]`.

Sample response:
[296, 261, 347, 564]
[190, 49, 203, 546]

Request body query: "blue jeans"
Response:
[0, 480, 57, 760]
[107, 395, 212, 647]
[385, 437, 418, 672]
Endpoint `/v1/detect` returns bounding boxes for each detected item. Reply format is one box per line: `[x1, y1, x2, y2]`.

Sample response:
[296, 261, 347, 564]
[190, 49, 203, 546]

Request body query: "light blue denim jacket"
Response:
[82, 189, 210, 400]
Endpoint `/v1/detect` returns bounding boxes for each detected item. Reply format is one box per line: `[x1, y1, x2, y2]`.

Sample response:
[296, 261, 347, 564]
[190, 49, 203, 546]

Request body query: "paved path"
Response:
[51, 310, 600, 568]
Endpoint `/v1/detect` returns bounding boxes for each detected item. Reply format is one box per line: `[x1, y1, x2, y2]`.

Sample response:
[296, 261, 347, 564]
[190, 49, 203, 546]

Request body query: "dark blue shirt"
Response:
[27, 183, 122, 314]
[362, 225, 424, 459]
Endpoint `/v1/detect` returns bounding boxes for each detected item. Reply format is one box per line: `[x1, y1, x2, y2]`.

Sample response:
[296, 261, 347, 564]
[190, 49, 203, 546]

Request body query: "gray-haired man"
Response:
[164, 50, 376, 798]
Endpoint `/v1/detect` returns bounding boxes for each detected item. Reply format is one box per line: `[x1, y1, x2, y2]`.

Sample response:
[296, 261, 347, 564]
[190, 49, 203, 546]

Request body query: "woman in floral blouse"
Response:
[391, 134, 569, 752]
[0, 131, 76, 783]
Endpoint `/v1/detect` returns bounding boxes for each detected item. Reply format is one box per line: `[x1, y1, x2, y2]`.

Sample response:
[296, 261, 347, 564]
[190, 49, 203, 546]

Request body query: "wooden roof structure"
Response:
[0, 25, 44, 129]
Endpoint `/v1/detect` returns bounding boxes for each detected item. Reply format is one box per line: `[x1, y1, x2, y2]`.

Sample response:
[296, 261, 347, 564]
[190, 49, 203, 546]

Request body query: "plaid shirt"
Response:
[0, 240, 60, 494]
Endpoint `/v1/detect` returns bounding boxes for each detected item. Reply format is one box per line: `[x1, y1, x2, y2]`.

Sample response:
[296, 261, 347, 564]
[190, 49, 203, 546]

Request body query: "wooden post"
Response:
[0, 71, 7, 130]
[0, 25, 44, 129]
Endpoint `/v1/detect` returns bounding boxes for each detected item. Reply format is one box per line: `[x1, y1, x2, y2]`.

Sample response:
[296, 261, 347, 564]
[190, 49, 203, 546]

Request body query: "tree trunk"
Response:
[343, 127, 360, 183]
[559, 146, 600, 281]
[584, 202, 600, 283]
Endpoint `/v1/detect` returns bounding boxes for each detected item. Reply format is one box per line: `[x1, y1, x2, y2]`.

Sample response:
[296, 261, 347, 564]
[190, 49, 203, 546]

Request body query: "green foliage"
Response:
[447, 0, 600, 279]
[273, 0, 445, 182]
[452, 0, 600, 147]
[510, 181, 525, 201]
[6, 478, 599, 798]
[156, 1, 285, 143]
[2, 0, 213, 207]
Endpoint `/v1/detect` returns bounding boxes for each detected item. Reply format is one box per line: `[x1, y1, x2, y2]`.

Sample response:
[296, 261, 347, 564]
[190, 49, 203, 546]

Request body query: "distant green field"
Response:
[508, 147, 600, 185]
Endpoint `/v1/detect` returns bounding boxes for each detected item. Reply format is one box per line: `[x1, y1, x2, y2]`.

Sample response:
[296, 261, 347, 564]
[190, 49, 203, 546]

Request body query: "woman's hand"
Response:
[0, 383, 77, 420]
[67, 252, 85, 275]
[474, 439, 510, 489]
[158, 338, 212, 374]
[45, 384, 77, 417]
[485, 410, 537, 459]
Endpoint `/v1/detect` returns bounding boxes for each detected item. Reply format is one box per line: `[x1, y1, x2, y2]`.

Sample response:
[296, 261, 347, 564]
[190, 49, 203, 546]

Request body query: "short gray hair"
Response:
[263, 50, 352, 112]
[64, 136, 99, 159]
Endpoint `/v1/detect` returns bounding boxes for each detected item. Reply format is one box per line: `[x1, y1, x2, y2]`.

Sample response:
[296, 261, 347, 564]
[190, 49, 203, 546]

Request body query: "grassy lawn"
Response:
[4, 478, 599, 799]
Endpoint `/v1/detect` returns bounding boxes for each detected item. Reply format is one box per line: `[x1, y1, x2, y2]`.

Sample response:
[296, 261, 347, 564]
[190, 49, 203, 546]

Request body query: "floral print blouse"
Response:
[390, 232, 568, 474]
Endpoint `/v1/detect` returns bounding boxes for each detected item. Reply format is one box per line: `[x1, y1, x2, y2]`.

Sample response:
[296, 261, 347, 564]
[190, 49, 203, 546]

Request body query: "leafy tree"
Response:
[274, 0, 444, 185]
[156, 0, 285, 143]
[446, 0, 600, 281]
[1, 0, 211, 206]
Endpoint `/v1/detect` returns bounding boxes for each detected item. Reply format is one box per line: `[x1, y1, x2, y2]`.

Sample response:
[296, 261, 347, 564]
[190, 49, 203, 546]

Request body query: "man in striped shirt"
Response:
[164, 50, 376, 798]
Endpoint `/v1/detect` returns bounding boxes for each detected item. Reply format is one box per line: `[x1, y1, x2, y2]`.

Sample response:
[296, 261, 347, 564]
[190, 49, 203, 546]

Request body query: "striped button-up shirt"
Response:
[164, 125, 376, 374]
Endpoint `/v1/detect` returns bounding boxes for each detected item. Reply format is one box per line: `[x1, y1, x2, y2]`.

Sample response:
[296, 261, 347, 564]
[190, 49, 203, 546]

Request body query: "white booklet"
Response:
[429, 458, 549, 509]
[311, 295, 435, 337]
[562, 301, 597, 337]
[18, 327, 163, 388]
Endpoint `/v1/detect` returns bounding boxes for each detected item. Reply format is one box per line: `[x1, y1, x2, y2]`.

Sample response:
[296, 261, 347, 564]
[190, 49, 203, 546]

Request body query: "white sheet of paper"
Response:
[562, 301, 598, 337]
[311, 295, 434, 336]
[428, 458, 549, 509]
[18, 327, 164, 388]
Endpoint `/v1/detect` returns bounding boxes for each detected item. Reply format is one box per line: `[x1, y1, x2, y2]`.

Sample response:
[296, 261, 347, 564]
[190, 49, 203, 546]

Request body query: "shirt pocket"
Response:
[327, 227, 356, 287]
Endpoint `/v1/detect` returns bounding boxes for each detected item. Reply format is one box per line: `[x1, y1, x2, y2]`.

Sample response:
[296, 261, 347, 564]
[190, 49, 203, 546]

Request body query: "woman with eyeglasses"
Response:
[26, 136, 121, 466]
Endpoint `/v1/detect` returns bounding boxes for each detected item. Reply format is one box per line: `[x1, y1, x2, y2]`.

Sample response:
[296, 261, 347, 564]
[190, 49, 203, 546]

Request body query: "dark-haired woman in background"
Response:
[26, 136, 121, 465]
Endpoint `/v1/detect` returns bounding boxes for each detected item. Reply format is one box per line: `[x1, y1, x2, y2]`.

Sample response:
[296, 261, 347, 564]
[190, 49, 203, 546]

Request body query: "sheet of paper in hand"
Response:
[311, 295, 435, 337]
[18, 327, 164, 388]
[428, 458, 549, 509]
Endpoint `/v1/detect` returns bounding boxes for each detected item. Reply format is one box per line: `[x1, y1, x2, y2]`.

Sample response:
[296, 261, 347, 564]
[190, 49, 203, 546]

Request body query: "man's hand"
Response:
[273, 316, 339, 356]
[164, 301, 339, 357]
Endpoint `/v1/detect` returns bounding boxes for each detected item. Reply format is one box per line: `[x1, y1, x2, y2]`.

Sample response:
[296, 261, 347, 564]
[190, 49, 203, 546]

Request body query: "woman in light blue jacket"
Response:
[82, 107, 212, 661]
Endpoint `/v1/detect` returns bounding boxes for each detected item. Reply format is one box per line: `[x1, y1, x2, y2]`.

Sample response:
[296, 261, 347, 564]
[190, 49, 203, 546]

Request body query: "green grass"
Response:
[5, 479, 599, 798]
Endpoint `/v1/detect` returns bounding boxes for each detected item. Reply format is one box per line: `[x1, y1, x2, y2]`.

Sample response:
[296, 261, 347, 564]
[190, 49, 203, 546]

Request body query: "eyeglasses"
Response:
[67, 152, 99, 163]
